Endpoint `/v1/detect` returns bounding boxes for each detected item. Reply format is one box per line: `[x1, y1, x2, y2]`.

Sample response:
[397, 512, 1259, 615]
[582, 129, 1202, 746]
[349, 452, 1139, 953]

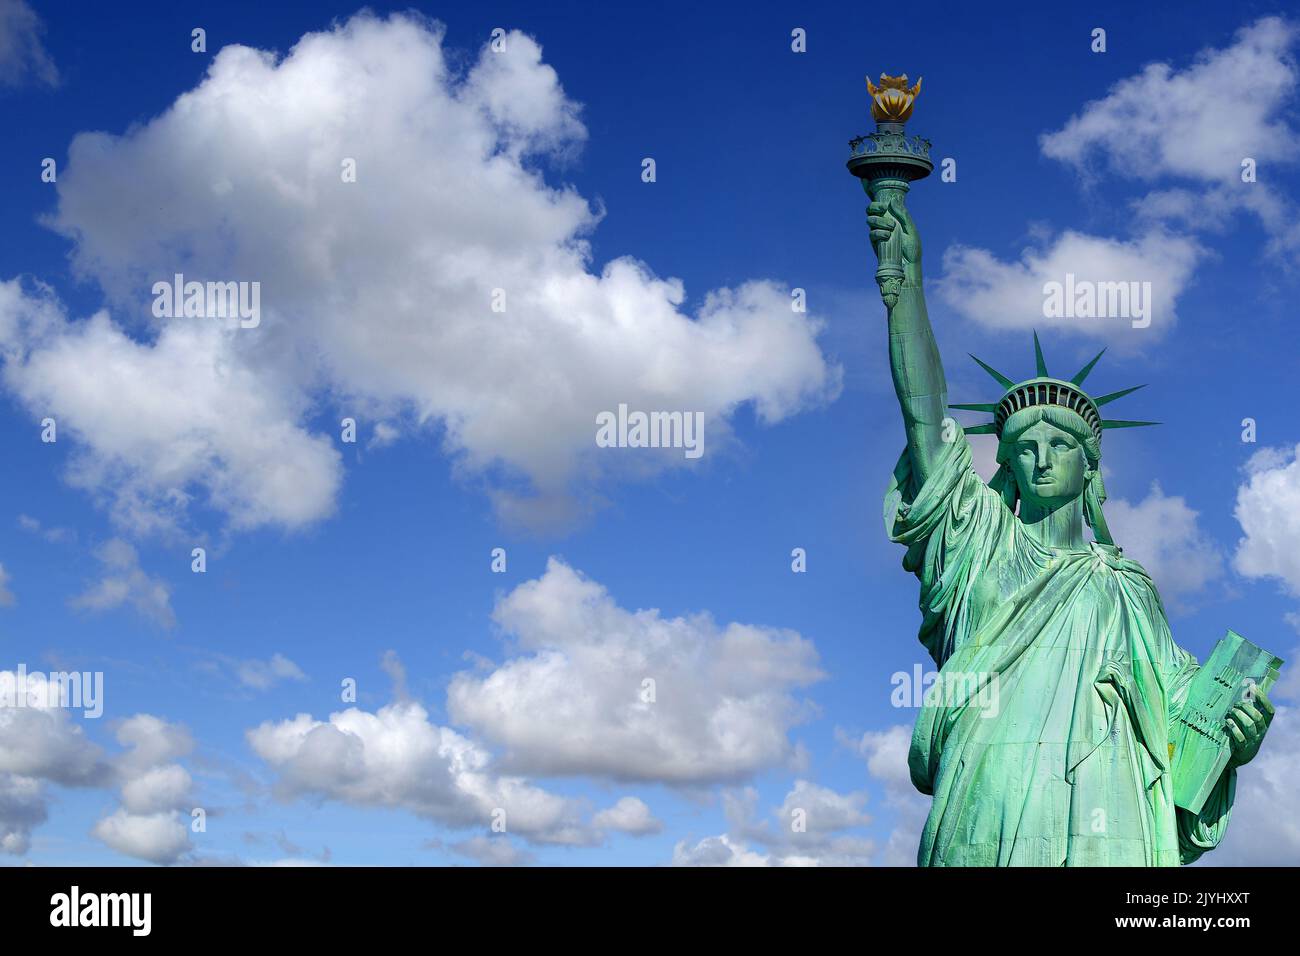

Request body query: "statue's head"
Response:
[996, 405, 1098, 510]
[951, 334, 1158, 544]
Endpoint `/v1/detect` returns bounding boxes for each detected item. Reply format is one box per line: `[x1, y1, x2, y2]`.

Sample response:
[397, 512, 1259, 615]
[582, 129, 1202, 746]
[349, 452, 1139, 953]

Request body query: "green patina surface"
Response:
[851, 77, 1277, 866]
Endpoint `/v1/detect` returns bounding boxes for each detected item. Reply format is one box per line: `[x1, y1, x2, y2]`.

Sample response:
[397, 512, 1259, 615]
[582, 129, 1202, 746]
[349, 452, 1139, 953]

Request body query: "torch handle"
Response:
[865, 177, 910, 309]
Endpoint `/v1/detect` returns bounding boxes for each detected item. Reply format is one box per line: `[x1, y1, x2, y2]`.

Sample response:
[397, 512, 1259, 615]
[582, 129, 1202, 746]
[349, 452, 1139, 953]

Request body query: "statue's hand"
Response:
[866, 194, 921, 277]
[1225, 687, 1274, 768]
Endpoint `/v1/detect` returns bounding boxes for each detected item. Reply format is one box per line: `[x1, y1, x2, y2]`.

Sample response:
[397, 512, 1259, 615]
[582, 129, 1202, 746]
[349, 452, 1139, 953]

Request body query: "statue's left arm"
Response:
[1166, 647, 1276, 864]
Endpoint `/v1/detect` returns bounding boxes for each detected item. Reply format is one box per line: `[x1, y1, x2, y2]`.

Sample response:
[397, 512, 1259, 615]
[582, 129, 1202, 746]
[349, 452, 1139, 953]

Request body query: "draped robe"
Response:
[884, 432, 1234, 866]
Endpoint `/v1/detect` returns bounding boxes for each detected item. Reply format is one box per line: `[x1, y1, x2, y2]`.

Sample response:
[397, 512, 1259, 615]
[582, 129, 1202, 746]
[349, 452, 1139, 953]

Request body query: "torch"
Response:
[847, 74, 932, 308]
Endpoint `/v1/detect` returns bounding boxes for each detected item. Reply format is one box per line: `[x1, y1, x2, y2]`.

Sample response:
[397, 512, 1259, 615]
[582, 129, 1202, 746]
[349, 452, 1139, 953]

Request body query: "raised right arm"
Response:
[867, 189, 949, 486]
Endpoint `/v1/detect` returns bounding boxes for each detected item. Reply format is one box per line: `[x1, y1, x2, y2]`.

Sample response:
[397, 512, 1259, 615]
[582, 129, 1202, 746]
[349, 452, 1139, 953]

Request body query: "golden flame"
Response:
[866, 73, 922, 123]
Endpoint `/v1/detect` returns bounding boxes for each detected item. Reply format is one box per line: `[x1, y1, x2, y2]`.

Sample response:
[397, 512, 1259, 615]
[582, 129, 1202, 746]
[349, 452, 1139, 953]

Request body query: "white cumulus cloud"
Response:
[1104, 481, 1224, 612]
[1234, 443, 1300, 595]
[1040, 17, 1299, 184]
[849, 724, 930, 866]
[1, 12, 837, 535]
[248, 699, 597, 847]
[447, 558, 824, 784]
[92, 809, 192, 865]
[591, 796, 662, 836]
[92, 714, 196, 865]
[0, 670, 108, 855]
[935, 228, 1203, 343]
[936, 17, 1300, 344]
[672, 781, 874, 866]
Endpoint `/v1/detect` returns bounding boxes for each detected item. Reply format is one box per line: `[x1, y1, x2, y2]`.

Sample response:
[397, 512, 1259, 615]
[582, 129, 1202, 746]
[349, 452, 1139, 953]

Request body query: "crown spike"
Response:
[1071, 348, 1107, 385]
[1093, 384, 1147, 407]
[1101, 419, 1160, 429]
[969, 354, 1016, 390]
[1033, 331, 1049, 378]
[949, 402, 999, 412]
[963, 423, 999, 435]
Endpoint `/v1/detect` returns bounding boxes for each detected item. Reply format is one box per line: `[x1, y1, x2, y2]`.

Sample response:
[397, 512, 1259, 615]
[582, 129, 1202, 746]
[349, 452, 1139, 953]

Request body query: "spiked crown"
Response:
[950, 332, 1158, 443]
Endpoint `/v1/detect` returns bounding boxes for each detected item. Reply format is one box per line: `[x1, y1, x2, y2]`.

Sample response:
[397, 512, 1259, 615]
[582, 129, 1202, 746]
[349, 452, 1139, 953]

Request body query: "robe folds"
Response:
[884, 432, 1233, 866]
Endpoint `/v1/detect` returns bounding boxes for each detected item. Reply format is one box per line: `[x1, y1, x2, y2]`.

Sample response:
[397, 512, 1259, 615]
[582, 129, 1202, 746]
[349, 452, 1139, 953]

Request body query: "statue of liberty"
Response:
[855, 75, 1276, 866]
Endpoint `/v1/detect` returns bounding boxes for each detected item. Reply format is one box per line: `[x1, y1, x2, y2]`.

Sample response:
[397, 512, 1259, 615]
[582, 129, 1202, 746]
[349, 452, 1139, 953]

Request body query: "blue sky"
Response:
[1, 0, 1299, 866]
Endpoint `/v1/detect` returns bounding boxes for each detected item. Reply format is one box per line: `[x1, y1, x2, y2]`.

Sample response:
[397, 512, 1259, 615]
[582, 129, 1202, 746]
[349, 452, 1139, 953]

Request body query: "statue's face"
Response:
[1008, 420, 1089, 508]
